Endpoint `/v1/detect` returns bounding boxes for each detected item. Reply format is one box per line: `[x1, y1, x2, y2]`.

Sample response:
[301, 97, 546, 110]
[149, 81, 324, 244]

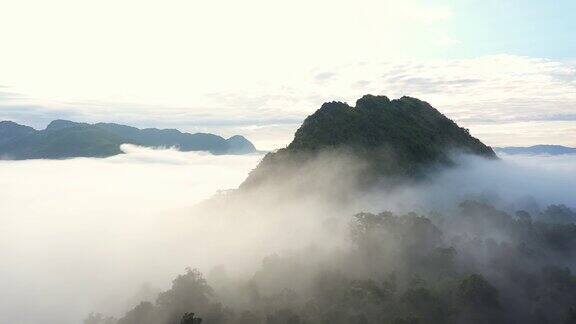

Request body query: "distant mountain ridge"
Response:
[496, 145, 576, 155]
[0, 120, 257, 159]
[241, 94, 496, 189]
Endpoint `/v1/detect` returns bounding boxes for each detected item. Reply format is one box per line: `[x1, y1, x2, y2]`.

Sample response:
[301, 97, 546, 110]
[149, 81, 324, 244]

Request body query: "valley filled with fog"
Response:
[0, 145, 263, 324]
[1, 147, 575, 324]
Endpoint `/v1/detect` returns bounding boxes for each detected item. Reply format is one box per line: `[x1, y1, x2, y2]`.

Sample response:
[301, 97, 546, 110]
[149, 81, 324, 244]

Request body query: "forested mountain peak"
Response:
[242, 94, 496, 189]
[46, 119, 89, 131]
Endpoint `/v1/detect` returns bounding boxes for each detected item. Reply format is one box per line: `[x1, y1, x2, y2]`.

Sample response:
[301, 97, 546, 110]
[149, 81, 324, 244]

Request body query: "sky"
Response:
[0, 0, 575, 150]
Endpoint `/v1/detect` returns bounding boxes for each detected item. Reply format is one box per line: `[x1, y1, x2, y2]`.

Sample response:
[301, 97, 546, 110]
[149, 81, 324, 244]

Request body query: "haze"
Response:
[1, 146, 575, 323]
[0, 146, 263, 323]
[0, 1, 575, 323]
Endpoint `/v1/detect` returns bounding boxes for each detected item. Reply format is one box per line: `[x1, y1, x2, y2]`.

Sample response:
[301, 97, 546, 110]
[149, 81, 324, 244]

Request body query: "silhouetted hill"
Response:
[0, 121, 36, 146]
[496, 145, 576, 155]
[241, 95, 496, 189]
[0, 120, 257, 159]
[225, 135, 258, 154]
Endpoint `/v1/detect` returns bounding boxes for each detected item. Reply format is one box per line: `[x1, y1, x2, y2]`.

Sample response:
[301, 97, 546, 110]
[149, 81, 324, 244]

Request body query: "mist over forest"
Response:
[2, 143, 575, 324]
[3, 0, 576, 323]
[0, 145, 262, 324]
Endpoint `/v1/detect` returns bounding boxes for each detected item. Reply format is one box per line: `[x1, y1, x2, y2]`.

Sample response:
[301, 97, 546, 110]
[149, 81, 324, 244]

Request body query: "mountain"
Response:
[224, 135, 258, 154]
[0, 121, 36, 146]
[0, 120, 257, 159]
[495, 145, 576, 155]
[241, 95, 496, 189]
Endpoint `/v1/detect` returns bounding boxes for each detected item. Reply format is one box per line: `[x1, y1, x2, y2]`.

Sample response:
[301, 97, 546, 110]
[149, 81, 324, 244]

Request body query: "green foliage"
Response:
[0, 120, 256, 159]
[400, 286, 449, 324]
[92, 203, 576, 324]
[457, 274, 500, 309]
[116, 268, 226, 324]
[156, 268, 214, 314]
[541, 204, 576, 224]
[242, 94, 496, 189]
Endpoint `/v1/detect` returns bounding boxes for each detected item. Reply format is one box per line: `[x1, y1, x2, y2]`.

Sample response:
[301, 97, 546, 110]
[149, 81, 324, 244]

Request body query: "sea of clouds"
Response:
[0, 146, 575, 324]
[0, 145, 263, 324]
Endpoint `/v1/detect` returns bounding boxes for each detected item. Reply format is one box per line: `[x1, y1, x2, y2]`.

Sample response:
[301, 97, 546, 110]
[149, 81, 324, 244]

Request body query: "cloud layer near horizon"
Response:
[2, 55, 575, 149]
[1, 1, 575, 149]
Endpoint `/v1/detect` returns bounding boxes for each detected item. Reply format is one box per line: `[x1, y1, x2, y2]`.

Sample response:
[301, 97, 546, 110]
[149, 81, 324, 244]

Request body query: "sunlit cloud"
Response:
[0, 1, 574, 149]
[2, 54, 576, 149]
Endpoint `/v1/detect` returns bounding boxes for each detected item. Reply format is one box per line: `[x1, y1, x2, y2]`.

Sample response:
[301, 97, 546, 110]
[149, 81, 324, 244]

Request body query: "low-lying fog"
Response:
[1, 146, 575, 324]
[0, 145, 263, 324]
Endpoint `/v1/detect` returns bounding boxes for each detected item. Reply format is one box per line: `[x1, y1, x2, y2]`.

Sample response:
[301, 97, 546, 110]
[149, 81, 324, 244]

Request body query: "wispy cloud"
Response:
[314, 72, 337, 82]
[1, 55, 575, 148]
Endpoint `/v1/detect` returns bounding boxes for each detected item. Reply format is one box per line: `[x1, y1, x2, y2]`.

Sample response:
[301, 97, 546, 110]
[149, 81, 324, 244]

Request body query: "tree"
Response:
[457, 274, 503, 324]
[84, 313, 116, 324]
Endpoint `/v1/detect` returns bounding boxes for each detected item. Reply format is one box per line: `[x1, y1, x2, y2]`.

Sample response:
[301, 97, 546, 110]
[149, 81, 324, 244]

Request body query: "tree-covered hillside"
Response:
[79, 95, 576, 324]
[90, 202, 576, 324]
[0, 120, 257, 159]
[242, 95, 495, 189]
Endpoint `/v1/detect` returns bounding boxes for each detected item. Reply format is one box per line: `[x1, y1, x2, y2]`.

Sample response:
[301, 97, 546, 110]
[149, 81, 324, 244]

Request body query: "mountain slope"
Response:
[241, 95, 496, 189]
[96, 122, 231, 153]
[225, 135, 257, 154]
[0, 120, 257, 159]
[2, 125, 124, 159]
[496, 145, 576, 155]
[0, 121, 36, 146]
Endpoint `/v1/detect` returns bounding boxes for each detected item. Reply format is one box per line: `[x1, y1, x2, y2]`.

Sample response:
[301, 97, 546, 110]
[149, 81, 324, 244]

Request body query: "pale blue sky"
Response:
[441, 0, 576, 59]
